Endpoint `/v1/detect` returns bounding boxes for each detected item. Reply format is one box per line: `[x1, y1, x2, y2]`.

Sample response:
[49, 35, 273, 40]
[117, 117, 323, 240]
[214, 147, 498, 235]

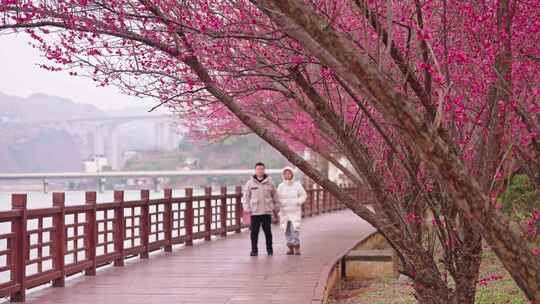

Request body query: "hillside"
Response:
[0, 92, 104, 121]
[0, 126, 83, 172]
[0, 93, 105, 172]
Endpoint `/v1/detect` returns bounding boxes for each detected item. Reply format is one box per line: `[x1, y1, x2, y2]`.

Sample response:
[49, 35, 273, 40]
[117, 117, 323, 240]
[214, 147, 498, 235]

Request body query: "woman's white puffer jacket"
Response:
[277, 167, 307, 230]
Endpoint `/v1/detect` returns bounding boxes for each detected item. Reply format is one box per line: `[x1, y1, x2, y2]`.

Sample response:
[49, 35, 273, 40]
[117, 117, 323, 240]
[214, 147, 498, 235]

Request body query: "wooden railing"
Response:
[0, 185, 347, 302]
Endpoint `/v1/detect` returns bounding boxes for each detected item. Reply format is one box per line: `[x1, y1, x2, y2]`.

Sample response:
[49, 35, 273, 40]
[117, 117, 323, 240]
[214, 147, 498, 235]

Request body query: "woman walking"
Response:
[277, 167, 307, 255]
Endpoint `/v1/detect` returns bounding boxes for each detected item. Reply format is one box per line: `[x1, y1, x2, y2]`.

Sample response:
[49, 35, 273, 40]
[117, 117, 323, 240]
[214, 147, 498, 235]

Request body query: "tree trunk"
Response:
[249, 0, 540, 299]
[453, 221, 482, 304]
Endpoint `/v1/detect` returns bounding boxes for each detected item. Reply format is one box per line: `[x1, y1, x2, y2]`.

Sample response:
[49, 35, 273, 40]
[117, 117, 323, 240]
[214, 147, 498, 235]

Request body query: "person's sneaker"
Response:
[267, 249, 273, 256]
[250, 251, 258, 257]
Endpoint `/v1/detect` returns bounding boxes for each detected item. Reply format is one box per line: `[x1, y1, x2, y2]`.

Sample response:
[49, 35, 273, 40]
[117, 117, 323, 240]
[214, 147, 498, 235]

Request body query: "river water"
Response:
[0, 187, 232, 210]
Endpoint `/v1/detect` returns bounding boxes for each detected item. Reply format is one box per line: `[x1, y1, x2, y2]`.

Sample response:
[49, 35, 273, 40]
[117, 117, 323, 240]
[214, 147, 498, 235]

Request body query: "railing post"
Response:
[313, 187, 317, 215]
[52, 192, 66, 286]
[113, 190, 125, 267]
[308, 189, 314, 217]
[305, 190, 310, 217]
[322, 189, 327, 213]
[329, 190, 333, 212]
[351, 186, 354, 210]
[341, 185, 345, 210]
[85, 192, 97, 276]
[339, 189, 342, 210]
[11, 194, 27, 302]
[220, 187, 228, 237]
[326, 189, 330, 212]
[235, 186, 242, 233]
[140, 190, 150, 258]
[320, 189, 324, 213]
[357, 187, 361, 208]
[316, 186, 321, 215]
[328, 190, 332, 211]
[164, 188, 173, 252]
[185, 188, 194, 246]
[204, 187, 212, 241]
[313, 188, 317, 215]
[311, 186, 319, 216]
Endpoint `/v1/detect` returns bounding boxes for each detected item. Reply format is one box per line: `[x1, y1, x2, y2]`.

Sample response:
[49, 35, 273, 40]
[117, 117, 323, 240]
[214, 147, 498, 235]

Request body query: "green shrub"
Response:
[498, 174, 539, 220]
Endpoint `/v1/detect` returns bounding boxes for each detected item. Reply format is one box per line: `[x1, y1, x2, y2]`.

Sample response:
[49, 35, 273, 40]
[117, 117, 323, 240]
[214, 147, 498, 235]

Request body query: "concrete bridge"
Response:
[0, 186, 371, 304]
[8, 115, 181, 169]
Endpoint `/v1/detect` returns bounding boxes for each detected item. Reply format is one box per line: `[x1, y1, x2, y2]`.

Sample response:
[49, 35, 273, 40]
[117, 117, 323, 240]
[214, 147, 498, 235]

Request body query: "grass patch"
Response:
[474, 251, 527, 304]
[328, 250, 527, 304]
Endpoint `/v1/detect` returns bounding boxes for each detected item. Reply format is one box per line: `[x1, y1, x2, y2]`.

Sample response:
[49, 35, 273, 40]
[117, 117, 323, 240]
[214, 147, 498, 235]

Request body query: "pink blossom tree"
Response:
[2, 0, 540, 302]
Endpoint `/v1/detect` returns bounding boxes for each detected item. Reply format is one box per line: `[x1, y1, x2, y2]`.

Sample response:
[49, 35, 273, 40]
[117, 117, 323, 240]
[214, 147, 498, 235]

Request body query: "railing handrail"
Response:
[0, 185, 351, 302]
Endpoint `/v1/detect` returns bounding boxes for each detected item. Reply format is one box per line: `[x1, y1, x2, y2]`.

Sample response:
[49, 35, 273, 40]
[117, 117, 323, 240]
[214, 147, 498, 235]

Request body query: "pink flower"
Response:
[290, 55, 304, 64]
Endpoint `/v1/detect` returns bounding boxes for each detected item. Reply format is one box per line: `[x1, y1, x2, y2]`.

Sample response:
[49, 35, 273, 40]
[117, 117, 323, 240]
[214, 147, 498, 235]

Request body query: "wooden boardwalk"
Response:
[22, 211, 372, 304]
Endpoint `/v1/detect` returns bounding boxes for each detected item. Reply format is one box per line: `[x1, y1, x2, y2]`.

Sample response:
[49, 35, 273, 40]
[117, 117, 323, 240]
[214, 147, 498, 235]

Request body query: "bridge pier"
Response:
[97, 178, 106, 193]
[153, 177, 160, 192]
[154, 122, 163, 151]
[154, 122, 179, 151]
[42, 179, 49, 193]
[93, 124, 106, 157]
[104, 124, 120, 170]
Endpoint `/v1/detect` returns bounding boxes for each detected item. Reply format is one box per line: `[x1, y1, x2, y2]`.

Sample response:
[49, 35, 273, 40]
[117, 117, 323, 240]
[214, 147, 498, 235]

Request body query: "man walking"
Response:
[242, 162, 280, 256]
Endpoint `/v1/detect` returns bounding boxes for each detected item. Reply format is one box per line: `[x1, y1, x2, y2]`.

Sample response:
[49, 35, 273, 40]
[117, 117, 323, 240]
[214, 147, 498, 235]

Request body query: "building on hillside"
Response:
[183, 157, 199, 169]
[83, 155, 109, 173]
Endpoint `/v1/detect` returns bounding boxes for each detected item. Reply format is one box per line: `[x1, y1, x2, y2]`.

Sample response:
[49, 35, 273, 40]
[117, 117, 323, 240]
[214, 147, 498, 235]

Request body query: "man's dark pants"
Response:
[250, 214, 272, 253]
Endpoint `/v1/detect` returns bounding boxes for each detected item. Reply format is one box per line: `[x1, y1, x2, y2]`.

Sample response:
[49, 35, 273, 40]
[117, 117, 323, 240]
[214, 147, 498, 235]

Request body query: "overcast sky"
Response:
[0, 34, 160, 112]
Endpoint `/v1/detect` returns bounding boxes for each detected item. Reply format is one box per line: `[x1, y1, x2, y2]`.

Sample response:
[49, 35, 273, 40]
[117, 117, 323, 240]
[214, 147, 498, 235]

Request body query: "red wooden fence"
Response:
[0, 185, 347, 302]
